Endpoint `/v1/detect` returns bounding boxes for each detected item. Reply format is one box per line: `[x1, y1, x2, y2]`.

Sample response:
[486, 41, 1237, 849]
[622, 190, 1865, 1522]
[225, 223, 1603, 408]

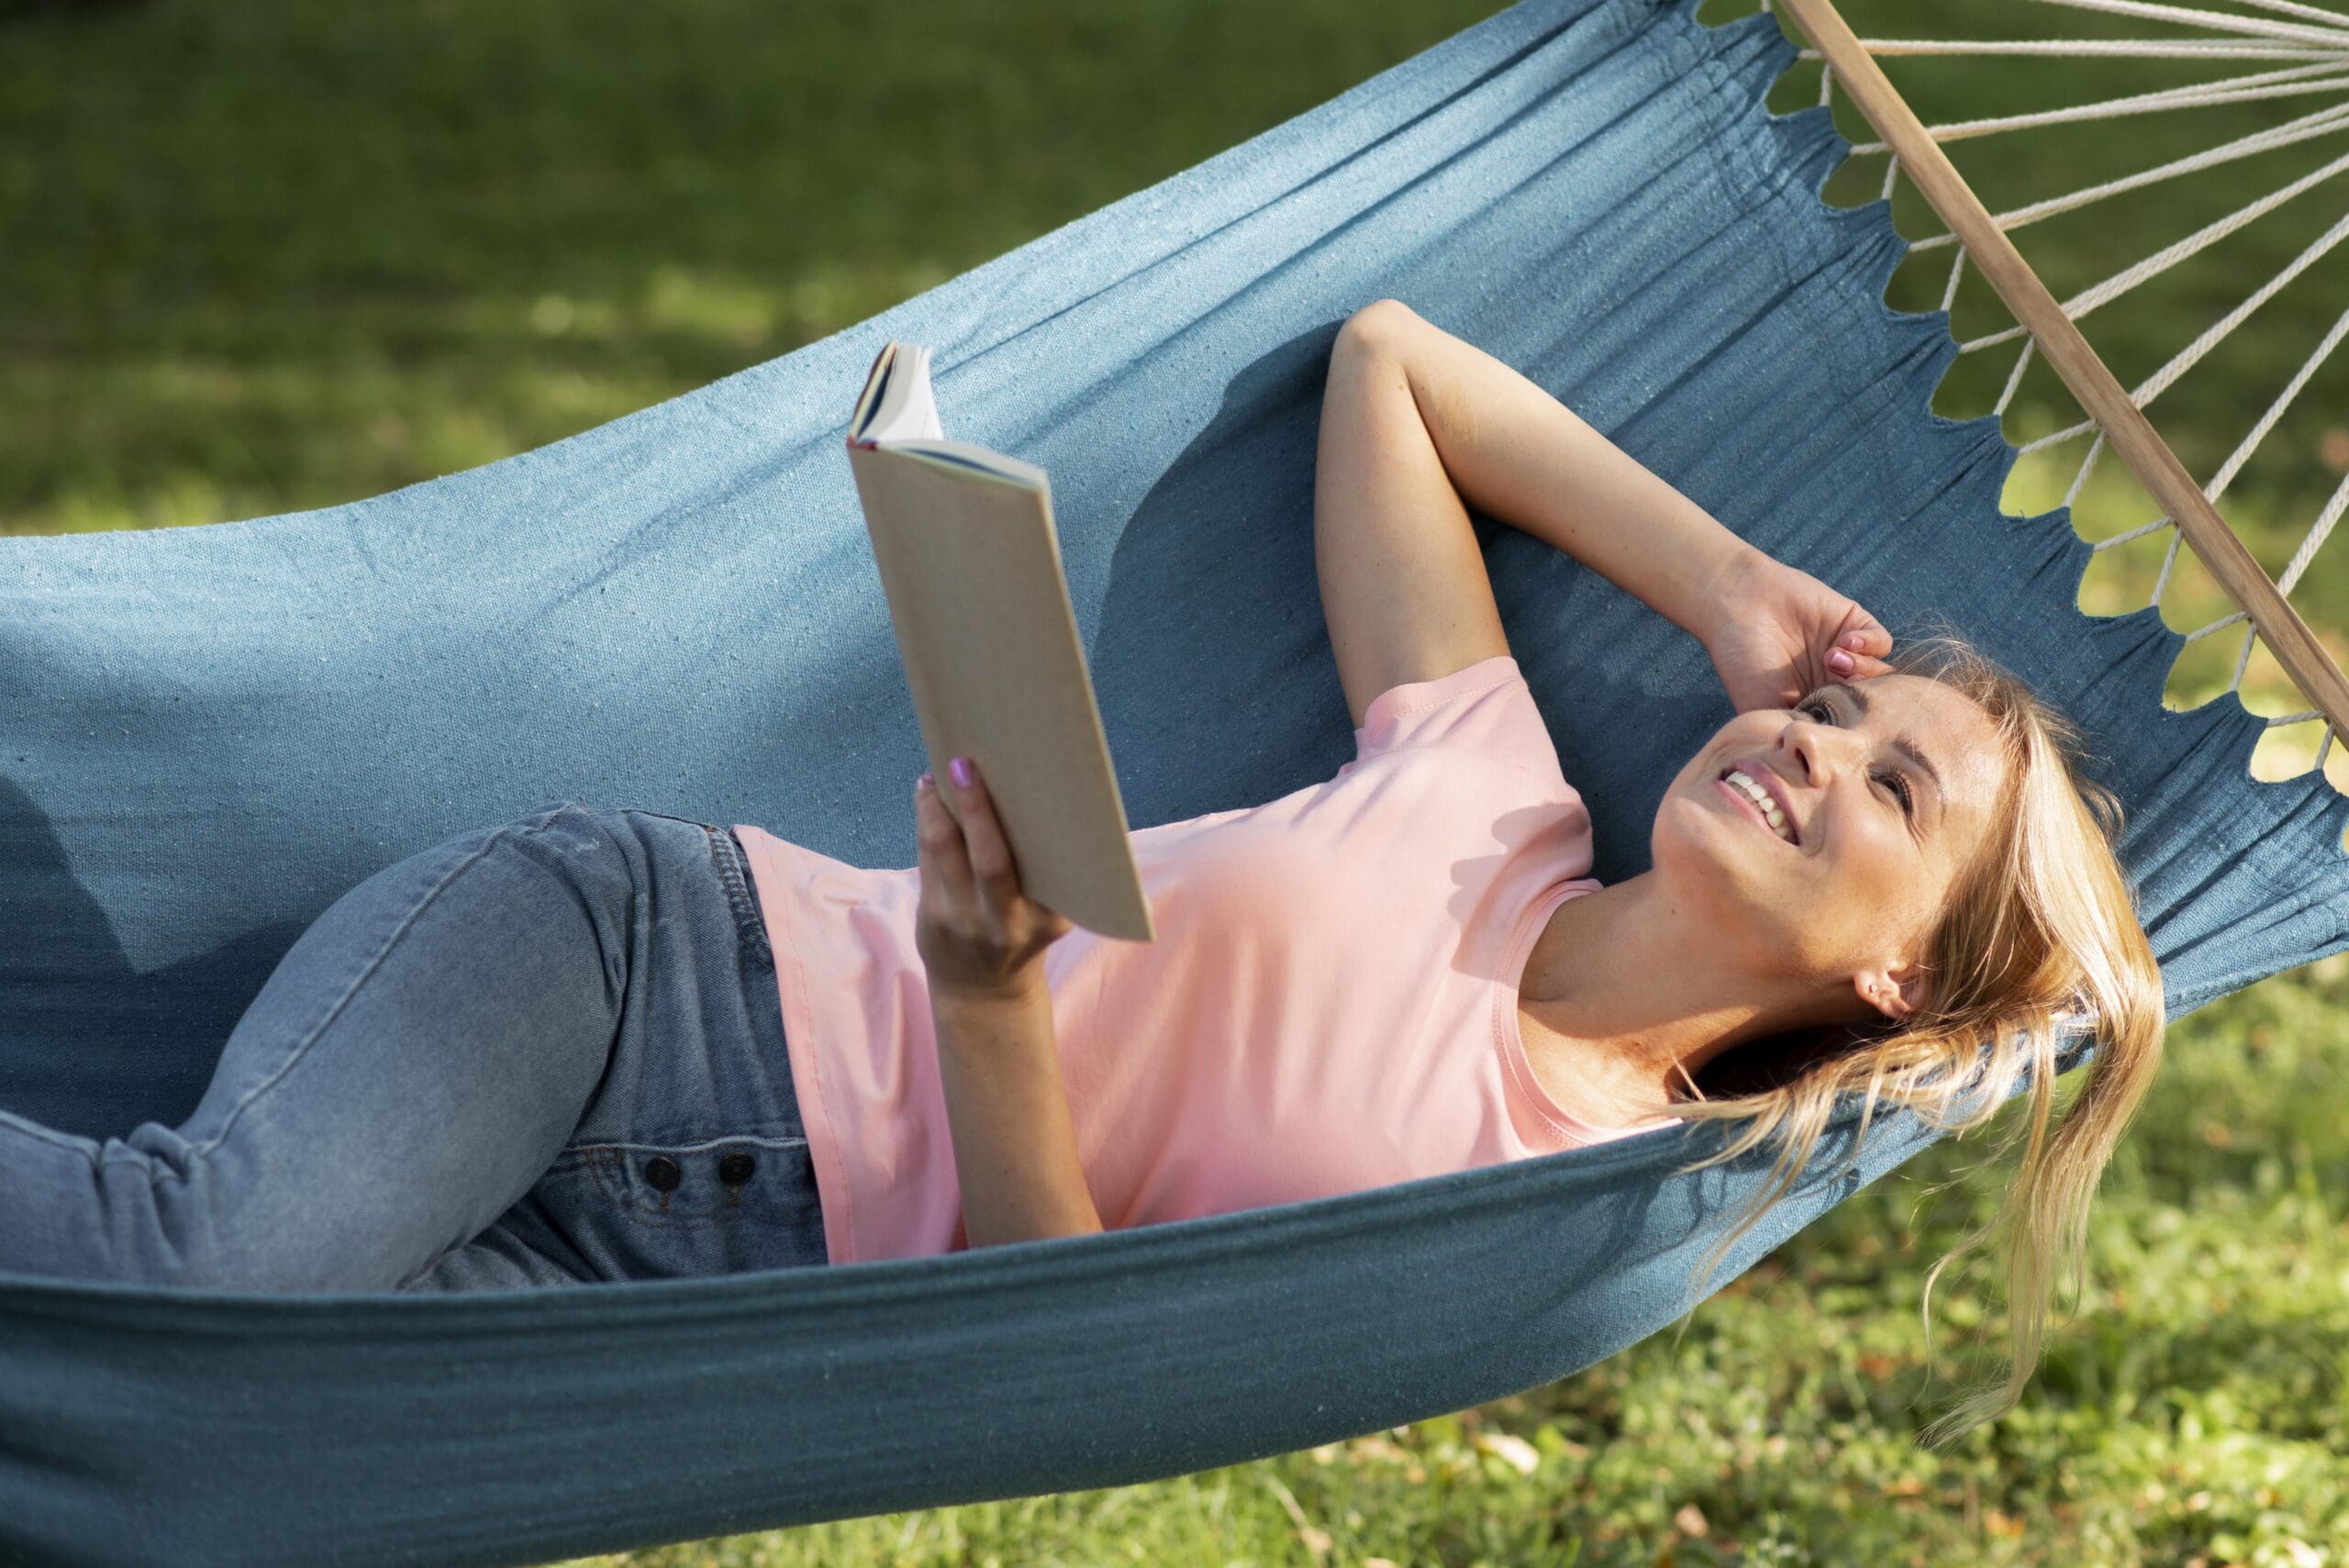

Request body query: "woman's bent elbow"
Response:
[1336, 297, 1420, 359]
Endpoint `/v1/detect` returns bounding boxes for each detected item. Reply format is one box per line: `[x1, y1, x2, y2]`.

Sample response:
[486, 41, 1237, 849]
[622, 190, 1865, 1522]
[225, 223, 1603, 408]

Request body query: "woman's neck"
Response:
[1518, 873, 1828, 1123]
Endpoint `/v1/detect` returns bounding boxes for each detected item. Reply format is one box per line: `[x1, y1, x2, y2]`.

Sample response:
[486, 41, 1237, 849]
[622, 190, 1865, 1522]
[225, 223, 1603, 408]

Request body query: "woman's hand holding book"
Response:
[914, 756, 1073, 1003]
[914, 756, 1102, 1248]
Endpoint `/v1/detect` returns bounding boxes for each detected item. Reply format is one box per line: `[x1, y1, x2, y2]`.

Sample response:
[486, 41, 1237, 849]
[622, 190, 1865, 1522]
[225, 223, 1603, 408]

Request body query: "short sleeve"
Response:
[1350, 655, 1567, 783]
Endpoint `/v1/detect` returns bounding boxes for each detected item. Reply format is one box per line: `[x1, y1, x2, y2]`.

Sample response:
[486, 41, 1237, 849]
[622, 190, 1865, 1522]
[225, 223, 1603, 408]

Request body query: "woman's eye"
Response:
[1798, 697, 1833, 722]
[1876, 768, 1915, 818]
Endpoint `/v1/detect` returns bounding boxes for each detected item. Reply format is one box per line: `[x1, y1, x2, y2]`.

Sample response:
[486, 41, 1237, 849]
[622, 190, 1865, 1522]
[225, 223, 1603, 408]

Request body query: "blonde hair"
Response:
[1672, 626, 2166, 1447]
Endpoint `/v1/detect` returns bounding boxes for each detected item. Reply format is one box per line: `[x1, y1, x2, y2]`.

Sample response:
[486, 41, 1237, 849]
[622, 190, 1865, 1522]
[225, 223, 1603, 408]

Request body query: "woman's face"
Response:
[1651, 673, 2009, 1022]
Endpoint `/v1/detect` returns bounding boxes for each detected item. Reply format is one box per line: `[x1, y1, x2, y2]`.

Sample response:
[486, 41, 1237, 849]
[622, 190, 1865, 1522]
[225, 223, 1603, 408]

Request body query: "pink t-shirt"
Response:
[733, 654, 1657, 1265]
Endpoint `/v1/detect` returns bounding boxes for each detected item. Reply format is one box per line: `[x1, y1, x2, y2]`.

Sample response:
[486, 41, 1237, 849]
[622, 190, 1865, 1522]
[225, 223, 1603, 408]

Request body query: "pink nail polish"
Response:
[951, 757, 972, 788]
[1828, 650, 1854, 674]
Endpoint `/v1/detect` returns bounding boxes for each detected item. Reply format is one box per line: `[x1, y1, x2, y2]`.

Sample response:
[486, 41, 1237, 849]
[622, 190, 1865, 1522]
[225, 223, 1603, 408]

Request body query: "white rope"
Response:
[2262, 708, 2323, 726]
[1830, 39, 2345, 58]
[1844, 60, 2349, 154]
[2090, 514, 2176, 552]
[2022, 416, 2100, 455]
[1905, 100, 2349, 252]
[1995, 338, 2037, 414]
[2129, 206, 2349, 408]
[2205, 309, 2349, 502]
[2067, 226, 2349, 597]
[2232, 0, 2349, 29]
[2065, 429, 2108, 506]
[2279, 470, 2349, 595]
[2217, 624, 2254, 690]
[2318, 724, 2336, 771]
[2149, 526, 2188, 606]
[2185, 608, 2252, 642]
[2150, 526, 2189, 606]
[2027, 0, 2349, 50]
[1805, 0, 2349, 677]
[1955, 145, 2349, 352]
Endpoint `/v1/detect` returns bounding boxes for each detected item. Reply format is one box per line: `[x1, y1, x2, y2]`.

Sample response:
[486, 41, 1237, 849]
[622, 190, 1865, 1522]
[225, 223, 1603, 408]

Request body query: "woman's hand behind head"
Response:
[1700, 548, 1897, 714]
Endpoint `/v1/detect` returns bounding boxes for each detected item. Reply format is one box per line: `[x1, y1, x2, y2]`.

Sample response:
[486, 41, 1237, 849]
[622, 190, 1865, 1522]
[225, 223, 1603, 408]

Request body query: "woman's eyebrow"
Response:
[1824, 680, 1945, 817]
[1888, 732, 1944, 807]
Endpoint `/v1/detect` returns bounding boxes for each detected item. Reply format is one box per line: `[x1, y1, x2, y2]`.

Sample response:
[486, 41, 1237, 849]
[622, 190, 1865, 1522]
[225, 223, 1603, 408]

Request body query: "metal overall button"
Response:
[718, 1151, 756, 1187]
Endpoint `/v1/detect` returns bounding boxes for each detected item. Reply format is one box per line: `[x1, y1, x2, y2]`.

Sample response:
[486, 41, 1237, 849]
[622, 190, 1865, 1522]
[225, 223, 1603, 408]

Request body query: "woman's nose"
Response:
[1774, 726, 1815, 787]
[1781, 716, 1856, 787]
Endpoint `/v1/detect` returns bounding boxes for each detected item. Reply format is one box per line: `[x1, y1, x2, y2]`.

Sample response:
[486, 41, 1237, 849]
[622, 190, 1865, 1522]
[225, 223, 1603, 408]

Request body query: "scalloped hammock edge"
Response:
[3, 0, 2345, 1562]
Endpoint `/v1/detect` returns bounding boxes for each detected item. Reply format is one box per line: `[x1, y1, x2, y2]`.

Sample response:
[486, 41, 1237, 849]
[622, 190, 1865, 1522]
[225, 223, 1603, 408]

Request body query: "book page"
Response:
[867, 343, 945, 444]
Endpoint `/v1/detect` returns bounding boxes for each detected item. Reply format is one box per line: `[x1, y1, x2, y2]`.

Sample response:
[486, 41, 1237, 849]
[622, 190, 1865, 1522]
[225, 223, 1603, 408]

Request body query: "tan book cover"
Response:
[844, 339, 1155, 942]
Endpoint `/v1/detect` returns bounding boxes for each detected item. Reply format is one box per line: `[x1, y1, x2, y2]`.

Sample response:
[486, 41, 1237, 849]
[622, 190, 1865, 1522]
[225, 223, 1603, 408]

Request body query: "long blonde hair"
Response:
[1672, 628, 2166, 1446]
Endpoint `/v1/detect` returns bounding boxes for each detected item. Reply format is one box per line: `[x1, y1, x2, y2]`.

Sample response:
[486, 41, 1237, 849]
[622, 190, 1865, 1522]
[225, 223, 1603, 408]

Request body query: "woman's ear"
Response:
[1853, 961, 1925, 1022]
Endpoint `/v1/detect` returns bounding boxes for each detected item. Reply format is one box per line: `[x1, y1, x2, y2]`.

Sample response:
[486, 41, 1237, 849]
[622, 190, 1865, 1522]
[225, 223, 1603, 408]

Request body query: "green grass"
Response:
[6, 0, 2348, 1562]
[0, 0, 1512, 535]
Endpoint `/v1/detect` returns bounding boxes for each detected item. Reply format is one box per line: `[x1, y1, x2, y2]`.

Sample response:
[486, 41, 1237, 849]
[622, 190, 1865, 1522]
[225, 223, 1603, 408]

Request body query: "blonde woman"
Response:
[0, 299, 2160, 1442]
[897, 298, 2164, 1441]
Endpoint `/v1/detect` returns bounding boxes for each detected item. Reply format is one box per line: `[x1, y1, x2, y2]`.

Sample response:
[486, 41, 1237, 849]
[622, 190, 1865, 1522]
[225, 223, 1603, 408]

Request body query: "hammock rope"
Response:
[2280, 467, 2349, 595]
[2188, 295, 2349, 695]
[2031, 0, 2349, 49]
[1844, 61, 2349, 154]
[1777, 0, 2349, 768]
[2236, 0, 2349, 29]
[2208, 307, 2349, 506]
[1955, 147, 2349, 352]
[1810, 39, 2348, 58]
[1905, 101, 2349, 253]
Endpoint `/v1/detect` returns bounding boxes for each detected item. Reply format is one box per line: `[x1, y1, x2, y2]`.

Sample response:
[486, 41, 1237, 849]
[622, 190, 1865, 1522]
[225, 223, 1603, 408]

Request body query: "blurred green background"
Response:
[6, 0, 2347, 1562]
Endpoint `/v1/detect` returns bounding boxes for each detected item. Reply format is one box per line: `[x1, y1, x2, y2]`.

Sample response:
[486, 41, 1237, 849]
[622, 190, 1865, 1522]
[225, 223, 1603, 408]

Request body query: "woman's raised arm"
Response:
[1323, 299, 1893, 713]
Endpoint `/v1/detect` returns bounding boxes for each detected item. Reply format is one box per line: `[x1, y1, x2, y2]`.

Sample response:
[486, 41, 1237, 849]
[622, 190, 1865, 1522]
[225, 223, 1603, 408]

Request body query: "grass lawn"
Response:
[6, 0, 2347, 1562]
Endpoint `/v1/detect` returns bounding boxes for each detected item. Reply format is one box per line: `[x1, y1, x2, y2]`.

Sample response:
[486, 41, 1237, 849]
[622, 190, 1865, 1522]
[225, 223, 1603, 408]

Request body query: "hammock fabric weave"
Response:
[4, 0, 2344, 1562]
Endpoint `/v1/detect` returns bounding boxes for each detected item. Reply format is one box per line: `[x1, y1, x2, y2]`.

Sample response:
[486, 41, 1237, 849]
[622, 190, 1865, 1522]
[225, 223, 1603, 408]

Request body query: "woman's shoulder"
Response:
[1353, 656, 1576, 794]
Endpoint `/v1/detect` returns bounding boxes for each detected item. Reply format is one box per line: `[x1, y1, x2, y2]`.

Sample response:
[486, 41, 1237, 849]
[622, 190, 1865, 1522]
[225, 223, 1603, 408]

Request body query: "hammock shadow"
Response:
[0, 773, 303, 1140]
[1084, 321, 1356, 829]
[1085, 320, 1739, 886]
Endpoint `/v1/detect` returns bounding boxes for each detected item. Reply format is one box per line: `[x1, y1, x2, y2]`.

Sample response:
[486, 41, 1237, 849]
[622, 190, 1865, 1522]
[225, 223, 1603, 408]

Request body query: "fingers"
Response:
[1845, 610, 1894, 660]
[917, 758, 1054, 929]
[1844, 652, 1896, 681]
[942, 757, 1019, 924]
[1824, 613, 1895, 682]
[915, 773, 976, 914]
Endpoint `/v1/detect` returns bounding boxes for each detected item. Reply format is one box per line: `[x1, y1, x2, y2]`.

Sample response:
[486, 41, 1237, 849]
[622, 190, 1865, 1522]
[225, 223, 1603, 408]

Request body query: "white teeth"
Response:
[1726, 769, 1796, 844]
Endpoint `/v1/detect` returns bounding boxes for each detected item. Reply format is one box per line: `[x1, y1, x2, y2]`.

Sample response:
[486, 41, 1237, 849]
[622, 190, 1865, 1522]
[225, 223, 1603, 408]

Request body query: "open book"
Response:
[846, 340, 1155, 942]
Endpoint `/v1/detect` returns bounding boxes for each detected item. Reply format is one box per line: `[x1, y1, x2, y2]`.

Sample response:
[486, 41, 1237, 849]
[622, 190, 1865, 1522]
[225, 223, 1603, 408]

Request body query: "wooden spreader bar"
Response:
[1777, 0, 2349, 739]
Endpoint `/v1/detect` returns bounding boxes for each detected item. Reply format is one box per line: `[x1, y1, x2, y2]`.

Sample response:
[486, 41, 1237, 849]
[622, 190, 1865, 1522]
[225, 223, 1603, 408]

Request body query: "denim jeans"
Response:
[0, 803, 829, 1293]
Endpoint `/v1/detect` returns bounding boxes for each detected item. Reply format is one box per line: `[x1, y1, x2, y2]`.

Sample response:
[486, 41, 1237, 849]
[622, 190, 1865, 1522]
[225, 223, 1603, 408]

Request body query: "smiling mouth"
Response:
[1717, 766, 1799, 846]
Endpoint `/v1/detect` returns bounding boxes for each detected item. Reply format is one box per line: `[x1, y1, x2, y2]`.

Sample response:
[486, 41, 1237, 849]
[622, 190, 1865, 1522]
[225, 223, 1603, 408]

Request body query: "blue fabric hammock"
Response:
[5, 0, 2344, 1562]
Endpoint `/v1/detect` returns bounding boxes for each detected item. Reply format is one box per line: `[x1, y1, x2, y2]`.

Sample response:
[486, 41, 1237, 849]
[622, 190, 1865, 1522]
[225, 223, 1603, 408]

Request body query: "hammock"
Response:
[4, 0, 2344, 1562]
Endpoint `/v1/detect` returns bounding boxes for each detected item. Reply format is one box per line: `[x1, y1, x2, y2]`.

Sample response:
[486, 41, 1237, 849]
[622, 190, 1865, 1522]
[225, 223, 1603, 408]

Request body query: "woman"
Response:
[0, 300, 2161, 1443]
